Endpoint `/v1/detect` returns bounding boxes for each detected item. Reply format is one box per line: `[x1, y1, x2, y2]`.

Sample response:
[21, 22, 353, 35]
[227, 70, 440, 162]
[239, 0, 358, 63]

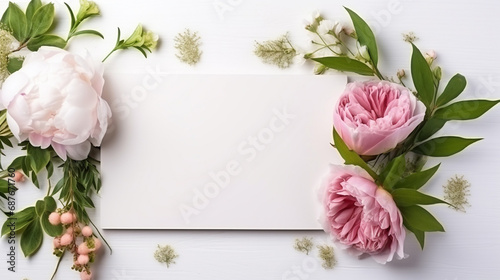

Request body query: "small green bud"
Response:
[433, 66, 442, 80]
[76, 0, 100, 22]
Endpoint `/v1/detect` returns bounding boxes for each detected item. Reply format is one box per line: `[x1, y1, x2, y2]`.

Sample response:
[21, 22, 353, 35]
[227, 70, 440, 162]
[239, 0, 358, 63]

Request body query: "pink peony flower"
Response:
[334, 81, 425, 155]
[319, 164, 406, 264]
[0, 46, 111, 161]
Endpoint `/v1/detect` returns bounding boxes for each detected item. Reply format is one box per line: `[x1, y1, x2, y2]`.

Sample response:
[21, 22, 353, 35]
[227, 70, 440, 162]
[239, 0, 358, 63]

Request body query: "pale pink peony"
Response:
[80, 270, 92, 280]
[334, 81, 425, 156]
[0, 46, 111, 161]
[81, 226, 93, 237]
[319, 164, 406, 264]
[48, 212, 61, 225]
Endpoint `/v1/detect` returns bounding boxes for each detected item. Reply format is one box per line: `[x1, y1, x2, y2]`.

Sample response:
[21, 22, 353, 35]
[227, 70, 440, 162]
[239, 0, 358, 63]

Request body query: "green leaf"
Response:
[1, 207, 36, 236]
[27, 34, 67, 51]
[43, 196, 57, 212]
[378, 155, 405, 190]
[0, 180, 10, 193]
[40, 211, 63, 237]
[29, 3, 55, 37]
[46, 161, 54, 178]
[333, 128, 378, 179]
[411, 43, 434, 108]
[35, 199, 45, 216]
[400, 205, 445, 232]
[311, 56, 374, 76]
[71, 29, 104, 39]
[133, 46, 148, 58]
[64, 2, 76, 30]
[416, 118, 447, 142]
[26, 0, 42, 21]
[52, 178, 65, 196]
[20, 219, 43, 257]
[7, 57, 24, 74]
[27, 144, 51, 174]
[0, 5, 11, 25]
[393, 164, 440, 190]
[6, 2, 28, 42]
[436, 74, 467, 106]
[392, 188, 450, 207]
[433, 100, 500, 121]
[404, 220, 425, 249]
[345, 7, 378, 66]
[413, 136, 481, 157]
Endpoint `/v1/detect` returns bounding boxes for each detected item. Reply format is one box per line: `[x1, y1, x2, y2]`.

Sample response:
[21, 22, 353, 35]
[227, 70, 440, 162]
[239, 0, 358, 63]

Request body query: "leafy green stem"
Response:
[50, 248, 65, 280]
[89, 218, 112, 253]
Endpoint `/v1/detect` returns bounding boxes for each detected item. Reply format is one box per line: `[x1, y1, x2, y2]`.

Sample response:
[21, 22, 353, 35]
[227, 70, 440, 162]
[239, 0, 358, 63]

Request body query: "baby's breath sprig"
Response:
[174, 29, 202, 66]
[293, 237, 314, 255]
[317, 245, 336, 269]
[254, 33, 296, 69]
[154, 244, 179, 268]
[444, 175, 471, 212]
[0, 26, 15, 85]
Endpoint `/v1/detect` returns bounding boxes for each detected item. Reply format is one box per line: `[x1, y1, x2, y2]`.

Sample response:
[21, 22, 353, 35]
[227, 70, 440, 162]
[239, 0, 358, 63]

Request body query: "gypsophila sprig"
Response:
[103, 24, 158, 61]
[174, 29, 202, 66]
[403, 32, 418, 43]
[0, 26, 15, 85]
[444, 175, 471, 212]
[293, 237, 314, 255]
[154, 245, 179, 268]
[317, 245, 336, 269]
[254, 33, 296, 69]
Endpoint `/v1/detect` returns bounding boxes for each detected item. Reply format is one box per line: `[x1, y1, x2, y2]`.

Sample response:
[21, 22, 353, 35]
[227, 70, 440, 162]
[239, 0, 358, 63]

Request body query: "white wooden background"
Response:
[1, 0, 500, 279]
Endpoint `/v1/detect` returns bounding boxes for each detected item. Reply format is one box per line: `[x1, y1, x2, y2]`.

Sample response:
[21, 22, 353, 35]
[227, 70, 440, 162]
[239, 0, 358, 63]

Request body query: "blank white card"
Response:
[100, 75, 346, 229]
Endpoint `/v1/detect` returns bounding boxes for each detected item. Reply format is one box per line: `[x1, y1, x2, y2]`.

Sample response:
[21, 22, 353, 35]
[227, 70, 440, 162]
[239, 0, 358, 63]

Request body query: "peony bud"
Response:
[13, 171, 24, 182]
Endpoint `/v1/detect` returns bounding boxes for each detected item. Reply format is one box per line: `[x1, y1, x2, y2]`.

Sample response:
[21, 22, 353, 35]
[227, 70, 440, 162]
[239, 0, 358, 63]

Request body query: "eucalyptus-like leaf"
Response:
[411, 43, 434, 108]
[400, 205, 445, 232]
[30, 3, 55, 37]
[0, 180, 9, 193]
[35, 199, 45, 216]
[392, 188, 450, 207]
[378, 155, 405, 190]
[436, 74, 467, 106]
[433, 100, 500, 120]
[64, 2, 76, 30]
[311, 56, 374, 76]
[1, 206, 36, 236]
[413, 136, 481, 157]
[393, 164, 440, 190]
[52, 178, 65, 196]
[7, 57, 24, 74]
[345, 7, 378, 66]
[20, 219, 43, 257]
[416, 118, 447, 142]
[27, 34, 67, 51]
[404, 220, 425, 249]
[333, 128, 378, 179]
[6, 2, 28, 42]
[40, 211, 63, 237]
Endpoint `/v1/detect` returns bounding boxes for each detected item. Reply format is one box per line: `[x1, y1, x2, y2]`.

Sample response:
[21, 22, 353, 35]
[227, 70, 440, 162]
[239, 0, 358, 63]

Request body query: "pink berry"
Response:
[78, 243, 91, 255]
[80, 270, 92, 280]
[48, 212, 61, 225]
[60, 212, 73, 224]
[77, 254, 89, 265]
[53, 237, 61, 248]
[81, 226, 93, 237]
[93, 238, 102, 251]
[13, 171, 24, 182]
[66, 226, 74, 235]
[60, 233, 73, 246]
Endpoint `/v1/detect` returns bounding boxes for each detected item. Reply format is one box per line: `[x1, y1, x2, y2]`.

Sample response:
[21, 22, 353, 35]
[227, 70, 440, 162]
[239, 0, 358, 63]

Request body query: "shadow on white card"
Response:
[101, 75, 346, 229]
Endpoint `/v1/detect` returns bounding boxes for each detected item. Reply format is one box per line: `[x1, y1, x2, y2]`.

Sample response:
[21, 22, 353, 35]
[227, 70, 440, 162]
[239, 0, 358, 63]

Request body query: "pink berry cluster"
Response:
[49, 210, 102, 280]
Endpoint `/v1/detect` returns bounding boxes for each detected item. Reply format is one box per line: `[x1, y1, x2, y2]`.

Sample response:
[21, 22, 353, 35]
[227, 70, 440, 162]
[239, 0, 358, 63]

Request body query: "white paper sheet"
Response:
[100, 74, 346, 229]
